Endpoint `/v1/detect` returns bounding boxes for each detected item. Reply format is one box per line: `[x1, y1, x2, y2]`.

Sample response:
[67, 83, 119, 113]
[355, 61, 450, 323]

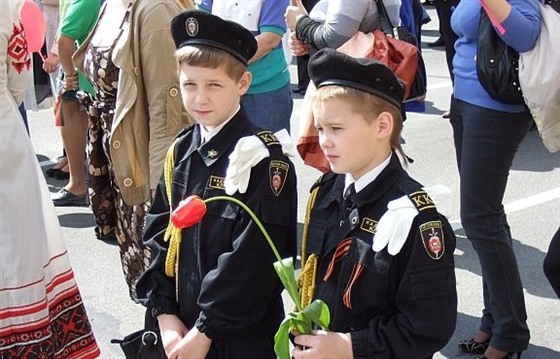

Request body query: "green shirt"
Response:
[59, 0, 100, 94]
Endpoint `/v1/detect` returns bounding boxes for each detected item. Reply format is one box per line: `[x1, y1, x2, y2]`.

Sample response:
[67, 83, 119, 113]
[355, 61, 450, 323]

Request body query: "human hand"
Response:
[292, 330, 353, 359]
[43, 53, 59, 73]
[289, 32, 309, 56]
[157, 314, 189, 357]
[168, 327, 211, 359]
[63, 73, 79, 91]
[285, 4, 306, 31]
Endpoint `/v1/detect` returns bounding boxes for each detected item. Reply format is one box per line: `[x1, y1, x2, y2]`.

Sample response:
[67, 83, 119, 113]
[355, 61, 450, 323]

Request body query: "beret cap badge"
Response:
[185, 17, 198, 37]
[171, 10, 258, 65]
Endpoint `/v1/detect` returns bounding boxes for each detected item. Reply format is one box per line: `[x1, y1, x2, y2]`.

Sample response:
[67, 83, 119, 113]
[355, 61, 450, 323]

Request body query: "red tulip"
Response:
[172, 195, 207, 228]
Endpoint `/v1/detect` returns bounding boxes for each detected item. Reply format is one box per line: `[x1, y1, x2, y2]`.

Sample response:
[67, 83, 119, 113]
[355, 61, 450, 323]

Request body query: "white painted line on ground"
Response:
[427, 80, 453, 91]
[450, 187, 560, 227]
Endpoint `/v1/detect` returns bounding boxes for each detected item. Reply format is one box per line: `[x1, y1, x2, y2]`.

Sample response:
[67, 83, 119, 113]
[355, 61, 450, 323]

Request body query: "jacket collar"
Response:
[318, 152, 405, 210]
[191, 110, 252, 166]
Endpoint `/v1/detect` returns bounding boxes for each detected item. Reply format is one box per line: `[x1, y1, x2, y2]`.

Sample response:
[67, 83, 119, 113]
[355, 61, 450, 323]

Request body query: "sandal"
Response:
[458, 337, 491, 354]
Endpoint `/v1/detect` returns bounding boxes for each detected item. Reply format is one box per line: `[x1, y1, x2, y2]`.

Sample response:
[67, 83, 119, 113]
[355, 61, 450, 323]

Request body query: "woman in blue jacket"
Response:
[450, 1, 541, 358]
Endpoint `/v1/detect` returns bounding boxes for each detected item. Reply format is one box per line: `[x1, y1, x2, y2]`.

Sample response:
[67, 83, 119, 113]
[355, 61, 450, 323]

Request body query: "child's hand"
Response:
[292, 330, 353, 359]
[168, 327, 211, 359]
[157, 314, 188, 357]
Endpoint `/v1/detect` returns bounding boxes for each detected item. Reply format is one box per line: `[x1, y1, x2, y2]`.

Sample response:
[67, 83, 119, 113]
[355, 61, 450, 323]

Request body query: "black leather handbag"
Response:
[375, 0, 427, 102]
[476, 8, 525, 105]
[111, 310, 166, 359]
[111, 329, 165, 359]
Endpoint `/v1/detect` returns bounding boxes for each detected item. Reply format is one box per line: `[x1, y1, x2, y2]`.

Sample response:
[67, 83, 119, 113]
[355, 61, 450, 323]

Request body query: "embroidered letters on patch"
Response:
[208, 175, 225, 190]
[269, 160, 289, 196]
[360, 217, 378, 234]
[419, 220, 445, 260]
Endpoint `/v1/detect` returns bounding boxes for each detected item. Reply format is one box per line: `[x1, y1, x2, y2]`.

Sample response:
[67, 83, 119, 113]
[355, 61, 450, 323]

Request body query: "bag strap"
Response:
[375, 0, 395, 36]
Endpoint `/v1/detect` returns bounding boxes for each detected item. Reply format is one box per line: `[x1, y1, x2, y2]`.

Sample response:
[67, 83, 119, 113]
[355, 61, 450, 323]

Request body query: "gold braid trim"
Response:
[299, 254, 317, 308]
[298, 185, 320, 308]
[163, 140, 181, 278]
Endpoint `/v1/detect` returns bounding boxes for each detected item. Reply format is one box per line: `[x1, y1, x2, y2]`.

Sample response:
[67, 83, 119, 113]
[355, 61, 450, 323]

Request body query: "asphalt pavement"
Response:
[25, 6, 559, 359]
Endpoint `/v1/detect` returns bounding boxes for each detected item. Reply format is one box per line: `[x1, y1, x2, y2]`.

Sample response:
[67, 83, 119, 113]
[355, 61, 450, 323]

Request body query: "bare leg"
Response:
[60, 99, 87, 196]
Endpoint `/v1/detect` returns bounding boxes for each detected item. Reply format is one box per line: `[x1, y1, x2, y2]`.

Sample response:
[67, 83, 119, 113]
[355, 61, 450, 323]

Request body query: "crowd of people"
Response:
[1, 0, 558, 358]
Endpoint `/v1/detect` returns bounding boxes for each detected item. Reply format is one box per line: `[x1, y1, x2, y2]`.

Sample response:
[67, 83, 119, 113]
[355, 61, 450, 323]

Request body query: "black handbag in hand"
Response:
[111, 310, 166, 359]
[476, 8, 525, 105]
[111, 329, 165, 359]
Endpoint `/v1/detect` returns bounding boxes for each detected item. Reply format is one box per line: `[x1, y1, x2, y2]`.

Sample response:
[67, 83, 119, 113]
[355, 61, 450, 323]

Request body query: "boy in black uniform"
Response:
[135, 10, 297, 359]
[293, 48, 457, 359]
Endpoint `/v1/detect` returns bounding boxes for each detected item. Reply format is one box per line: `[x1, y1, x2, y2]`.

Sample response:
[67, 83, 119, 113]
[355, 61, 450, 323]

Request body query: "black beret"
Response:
[308, 48, 405, 110]
[171, 10, 257, 65]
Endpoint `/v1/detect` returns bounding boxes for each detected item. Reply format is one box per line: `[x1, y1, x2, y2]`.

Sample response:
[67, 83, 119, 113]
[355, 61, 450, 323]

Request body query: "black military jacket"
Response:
[304, 154, 457, 359]
[136, 110, 297, 359]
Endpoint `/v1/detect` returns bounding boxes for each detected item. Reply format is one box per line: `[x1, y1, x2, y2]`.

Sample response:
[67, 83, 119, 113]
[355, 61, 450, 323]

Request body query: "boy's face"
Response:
[314, 97, 392, 179]
[179, 63, 251, 130]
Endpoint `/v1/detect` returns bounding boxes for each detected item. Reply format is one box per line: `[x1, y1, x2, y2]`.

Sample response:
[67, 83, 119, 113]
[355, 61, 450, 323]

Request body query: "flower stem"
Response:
[204, 196, 283, 263]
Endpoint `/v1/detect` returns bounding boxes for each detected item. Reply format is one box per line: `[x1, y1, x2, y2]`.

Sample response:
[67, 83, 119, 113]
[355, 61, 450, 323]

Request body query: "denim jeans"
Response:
[241, 82, 293, 134]
[449, 98, 532, 352]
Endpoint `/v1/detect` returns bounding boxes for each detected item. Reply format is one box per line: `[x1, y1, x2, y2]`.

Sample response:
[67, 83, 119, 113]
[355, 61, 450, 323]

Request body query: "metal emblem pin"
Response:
[185, 17, 199, 37]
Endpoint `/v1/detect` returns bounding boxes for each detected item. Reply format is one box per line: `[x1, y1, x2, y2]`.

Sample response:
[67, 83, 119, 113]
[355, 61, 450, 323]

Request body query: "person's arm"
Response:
[137, 2, 190, 191]
[291, 0, 370, 50]
[249, 31, 283, 64]
[482, 0, 541, 52]
[194, 155, 298, 340]
[350, 214, 457, 358]
[57, 34, 78, 89]
[57, 0, 100, 88]
[249, 0, 288, 63]
[6, 22, 32, 105]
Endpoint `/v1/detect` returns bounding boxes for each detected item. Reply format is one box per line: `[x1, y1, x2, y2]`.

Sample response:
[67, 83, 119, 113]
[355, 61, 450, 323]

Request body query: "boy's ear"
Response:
[376, 111, 394, 139]
[238, 71, 252, 95]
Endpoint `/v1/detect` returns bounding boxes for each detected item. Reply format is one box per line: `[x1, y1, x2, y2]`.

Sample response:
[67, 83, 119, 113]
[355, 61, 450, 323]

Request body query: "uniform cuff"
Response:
[351, 330, 374, 359]
[195, 311, 224, 340]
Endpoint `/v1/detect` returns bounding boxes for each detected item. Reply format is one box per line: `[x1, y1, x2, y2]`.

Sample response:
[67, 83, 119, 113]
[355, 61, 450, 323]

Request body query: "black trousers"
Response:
[434, 0, 460, 81]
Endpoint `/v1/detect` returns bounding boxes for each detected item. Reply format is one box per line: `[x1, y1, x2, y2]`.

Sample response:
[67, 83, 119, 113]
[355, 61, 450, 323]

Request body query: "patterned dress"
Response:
[0, 1, 99, 357]
[80, 5, 150, 303]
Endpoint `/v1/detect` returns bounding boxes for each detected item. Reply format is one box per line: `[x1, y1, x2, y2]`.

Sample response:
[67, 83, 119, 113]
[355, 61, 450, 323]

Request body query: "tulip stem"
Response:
[204, 196, 283, 263]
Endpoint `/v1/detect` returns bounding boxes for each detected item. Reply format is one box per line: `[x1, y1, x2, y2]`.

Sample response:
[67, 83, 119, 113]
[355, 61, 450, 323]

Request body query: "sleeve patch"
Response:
[419, 220, 445, 260]
[8, 22, 31, 74]
[269, 160, 289, 196]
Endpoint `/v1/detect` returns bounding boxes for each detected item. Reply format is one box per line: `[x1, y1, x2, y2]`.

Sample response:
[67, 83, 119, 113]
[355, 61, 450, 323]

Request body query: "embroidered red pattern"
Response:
[8, 21, 31, 74]
[0, 291, 100, 359]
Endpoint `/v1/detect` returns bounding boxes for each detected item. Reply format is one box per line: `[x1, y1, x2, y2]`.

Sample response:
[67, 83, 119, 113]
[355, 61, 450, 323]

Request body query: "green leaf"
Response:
[274, 318, 293, 359]
[302, 300, 330, 330]
[273, 300, 331, 359]
[273, 258, 301, 311]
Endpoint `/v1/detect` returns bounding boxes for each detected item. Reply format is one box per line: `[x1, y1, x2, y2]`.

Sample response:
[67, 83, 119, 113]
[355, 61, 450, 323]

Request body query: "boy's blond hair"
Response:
[312, 85, 407, 161]
[175, 45, 247, 81]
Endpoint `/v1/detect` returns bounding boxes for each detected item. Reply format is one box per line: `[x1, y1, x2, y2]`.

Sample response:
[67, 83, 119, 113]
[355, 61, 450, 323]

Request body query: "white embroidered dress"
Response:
[0, 1, 99, 357]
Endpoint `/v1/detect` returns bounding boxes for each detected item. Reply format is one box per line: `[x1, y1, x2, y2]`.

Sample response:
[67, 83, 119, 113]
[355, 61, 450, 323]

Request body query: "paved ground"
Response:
[25, 5, 559, 359]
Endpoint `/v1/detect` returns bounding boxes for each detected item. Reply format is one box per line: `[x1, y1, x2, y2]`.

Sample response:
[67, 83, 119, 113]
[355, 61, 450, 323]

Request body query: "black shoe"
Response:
[54, 169, 70, 180]
[458, 337, 490, 354]
[52, 188, 87, 207]
[442, 110, 450, 119]
[46, 167, 61, 177]
[292, 86, 307, 95]
[427, 36, 445, 48]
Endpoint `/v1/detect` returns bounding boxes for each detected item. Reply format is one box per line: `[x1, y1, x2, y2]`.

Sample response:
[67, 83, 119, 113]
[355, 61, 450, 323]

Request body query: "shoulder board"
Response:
[310, 172, 336, 193]
[255, 130, 282, 148]
[174, 123, 195, 141]
[408, 189, 437, 212]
